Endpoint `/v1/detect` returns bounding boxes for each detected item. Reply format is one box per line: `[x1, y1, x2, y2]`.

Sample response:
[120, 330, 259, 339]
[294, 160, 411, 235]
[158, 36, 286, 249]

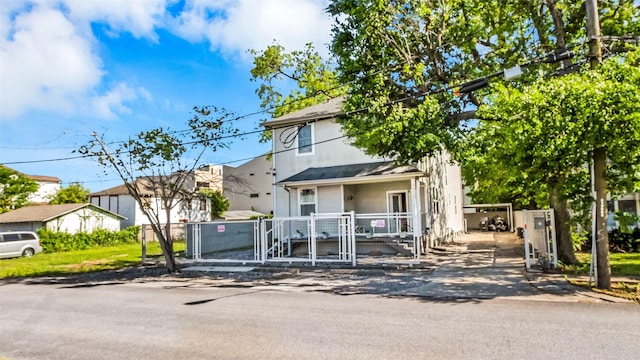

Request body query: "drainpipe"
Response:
[283, 185, 291, 217]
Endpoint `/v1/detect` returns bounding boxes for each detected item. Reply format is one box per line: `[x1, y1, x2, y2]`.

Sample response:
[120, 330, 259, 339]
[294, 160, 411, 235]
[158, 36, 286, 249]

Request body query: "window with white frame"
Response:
[432, 187, 440, 215]
[297, 124, 313, 154]
[299, 188, 316, 216]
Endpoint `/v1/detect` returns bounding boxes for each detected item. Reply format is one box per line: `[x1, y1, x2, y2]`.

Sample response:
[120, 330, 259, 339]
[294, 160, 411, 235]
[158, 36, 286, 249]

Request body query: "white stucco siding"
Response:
[317, 186, 342, 213]
[273, 120, 389, 182]
[353, 181, 412, 214]
[224, 155, 274, 214]
[44, 208, 121, 234]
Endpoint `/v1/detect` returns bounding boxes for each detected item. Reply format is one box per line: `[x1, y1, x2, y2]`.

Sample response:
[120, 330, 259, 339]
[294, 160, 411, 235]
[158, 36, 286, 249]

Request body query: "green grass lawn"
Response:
[571, 252, 640, 277]
[0, 241, 186, 278]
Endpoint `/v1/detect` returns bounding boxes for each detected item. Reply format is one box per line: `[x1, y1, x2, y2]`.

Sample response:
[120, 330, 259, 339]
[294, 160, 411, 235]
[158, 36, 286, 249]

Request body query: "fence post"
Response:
[141, 224, 147, 264]
[350, 211, 357, 267]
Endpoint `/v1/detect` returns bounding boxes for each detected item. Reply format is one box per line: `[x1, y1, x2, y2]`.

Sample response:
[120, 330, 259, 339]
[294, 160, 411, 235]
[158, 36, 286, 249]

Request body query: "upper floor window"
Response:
[297, 124, 313, 155]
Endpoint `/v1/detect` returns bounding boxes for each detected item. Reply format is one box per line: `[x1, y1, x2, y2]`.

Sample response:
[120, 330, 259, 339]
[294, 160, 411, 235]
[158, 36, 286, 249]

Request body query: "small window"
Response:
[199, 198, 207, 211]
[249, 173, 255, 176]
[266, 192, 271, 196]
[297, 125, 313, 154]
[197, 182, 209, 188]
[250, 193, 259, 198]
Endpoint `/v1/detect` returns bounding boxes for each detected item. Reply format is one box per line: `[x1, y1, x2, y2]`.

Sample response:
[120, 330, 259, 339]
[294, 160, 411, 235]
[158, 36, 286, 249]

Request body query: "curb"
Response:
[524, 271, 633, 303]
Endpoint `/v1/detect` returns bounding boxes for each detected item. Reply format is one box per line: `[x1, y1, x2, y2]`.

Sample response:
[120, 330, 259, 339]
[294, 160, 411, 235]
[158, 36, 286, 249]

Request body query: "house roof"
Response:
[0, 203, 126, 224]
[261, 96, 345, 129]
[90, 178, 162, 196]
[1, 164, 61, 183]
[277, 161, 424, 186]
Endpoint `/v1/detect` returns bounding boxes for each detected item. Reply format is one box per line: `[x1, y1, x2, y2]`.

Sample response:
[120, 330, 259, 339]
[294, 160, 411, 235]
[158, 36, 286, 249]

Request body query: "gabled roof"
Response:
[0, 164, 61, 183]
[261, 96, 345, 129]
[0, 203, 126, 224]
[277, 161, 423, 186]
[90, 177, 165, 197]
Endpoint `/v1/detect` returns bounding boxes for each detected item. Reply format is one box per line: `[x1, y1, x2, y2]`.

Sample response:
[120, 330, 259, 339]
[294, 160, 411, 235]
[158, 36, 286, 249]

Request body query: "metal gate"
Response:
[263, 212, 356, 266]
[523, 209, 557, 270]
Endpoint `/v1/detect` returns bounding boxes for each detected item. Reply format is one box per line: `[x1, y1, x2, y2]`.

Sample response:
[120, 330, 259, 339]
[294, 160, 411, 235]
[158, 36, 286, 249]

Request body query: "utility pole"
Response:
[586, 0, 611, 290]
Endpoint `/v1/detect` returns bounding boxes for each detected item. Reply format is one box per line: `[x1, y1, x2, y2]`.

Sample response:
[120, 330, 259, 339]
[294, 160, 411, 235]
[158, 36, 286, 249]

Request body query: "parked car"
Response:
[0, 231, 43, 259]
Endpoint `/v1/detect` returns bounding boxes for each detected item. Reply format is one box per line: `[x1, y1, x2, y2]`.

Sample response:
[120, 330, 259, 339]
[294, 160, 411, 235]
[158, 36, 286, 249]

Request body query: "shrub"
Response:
[608, 228, 640, 253]
[38, 226, 140, 253]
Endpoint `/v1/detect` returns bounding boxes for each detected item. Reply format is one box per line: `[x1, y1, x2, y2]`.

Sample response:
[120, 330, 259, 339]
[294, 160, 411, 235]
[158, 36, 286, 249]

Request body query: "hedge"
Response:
[38, 226, 140, 253]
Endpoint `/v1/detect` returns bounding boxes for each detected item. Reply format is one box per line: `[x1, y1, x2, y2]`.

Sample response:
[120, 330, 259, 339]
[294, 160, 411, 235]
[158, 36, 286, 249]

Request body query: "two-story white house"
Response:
[90, 176, 210, 230]
[262, 97, 464, 258]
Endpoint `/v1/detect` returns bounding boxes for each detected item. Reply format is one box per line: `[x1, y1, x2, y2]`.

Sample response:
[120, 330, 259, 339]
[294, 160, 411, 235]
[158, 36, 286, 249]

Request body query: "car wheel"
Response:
[22, 248, 35, 257]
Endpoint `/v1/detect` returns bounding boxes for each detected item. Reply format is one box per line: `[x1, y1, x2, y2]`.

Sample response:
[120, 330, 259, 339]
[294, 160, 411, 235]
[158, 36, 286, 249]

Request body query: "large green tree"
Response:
[0, 166, 38, 213]
[49, 183, 90, 204]
[79, 107, 238, 273]
[469, 51, 640, 266]
[250, 43, 345, 139]
[328, 0, 639, 278]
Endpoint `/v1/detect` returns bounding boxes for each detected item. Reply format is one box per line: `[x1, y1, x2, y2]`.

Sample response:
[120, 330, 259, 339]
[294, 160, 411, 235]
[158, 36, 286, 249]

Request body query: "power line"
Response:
[2, 40, 596, 167]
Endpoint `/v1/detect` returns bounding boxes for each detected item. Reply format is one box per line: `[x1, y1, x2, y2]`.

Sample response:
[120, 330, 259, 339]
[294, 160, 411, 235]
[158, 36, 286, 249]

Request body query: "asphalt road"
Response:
[1, 279, 639, 360]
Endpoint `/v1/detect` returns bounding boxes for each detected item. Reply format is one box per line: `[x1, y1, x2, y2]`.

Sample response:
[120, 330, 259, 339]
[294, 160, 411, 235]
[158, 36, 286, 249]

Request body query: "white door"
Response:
[388, 192, 408, 232]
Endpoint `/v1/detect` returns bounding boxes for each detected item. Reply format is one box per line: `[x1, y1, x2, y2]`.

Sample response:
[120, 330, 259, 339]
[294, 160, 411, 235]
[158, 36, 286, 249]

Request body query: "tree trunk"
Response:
[594, 147, 611, 289]
[549, 185, 578, 265]
[153, 222, 178, 273]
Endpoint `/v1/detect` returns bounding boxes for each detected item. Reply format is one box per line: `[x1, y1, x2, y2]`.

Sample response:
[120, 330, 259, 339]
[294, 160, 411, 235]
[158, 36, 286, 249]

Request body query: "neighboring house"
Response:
[223, 154, 273, 215]
[262, 96, 465, 252]
[0, 203, 124, 233]
[25, 174, 61, 204]
[90, 177, 210, 228]
[1, 165, 61, 204]
[608, 192, 640, 229]
[194, 164, 224, 192]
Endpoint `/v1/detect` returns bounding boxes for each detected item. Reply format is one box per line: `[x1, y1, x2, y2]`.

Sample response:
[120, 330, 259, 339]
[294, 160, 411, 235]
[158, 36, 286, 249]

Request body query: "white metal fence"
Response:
[185, 211, 421, 265]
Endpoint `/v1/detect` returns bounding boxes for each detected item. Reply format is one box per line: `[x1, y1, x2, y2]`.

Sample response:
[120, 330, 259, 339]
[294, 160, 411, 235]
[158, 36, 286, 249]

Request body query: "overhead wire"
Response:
[1, 38, 608, 168]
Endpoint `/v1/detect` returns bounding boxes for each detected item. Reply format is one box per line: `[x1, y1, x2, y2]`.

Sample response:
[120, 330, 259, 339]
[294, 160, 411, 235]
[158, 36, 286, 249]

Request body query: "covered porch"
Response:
[271, 161, 428, 261]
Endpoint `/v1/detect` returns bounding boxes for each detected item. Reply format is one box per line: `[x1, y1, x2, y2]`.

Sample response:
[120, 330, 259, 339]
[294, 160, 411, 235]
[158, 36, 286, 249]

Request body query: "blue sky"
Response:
[0, 0, 332, 192]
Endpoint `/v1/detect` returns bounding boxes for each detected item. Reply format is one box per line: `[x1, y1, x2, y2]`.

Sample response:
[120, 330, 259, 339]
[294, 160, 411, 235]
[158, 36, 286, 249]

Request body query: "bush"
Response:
[38, 226, 140, 253]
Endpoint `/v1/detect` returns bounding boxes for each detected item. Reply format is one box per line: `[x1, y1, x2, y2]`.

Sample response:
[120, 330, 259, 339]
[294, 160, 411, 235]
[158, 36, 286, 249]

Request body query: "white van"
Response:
[0, 231, 43, 259]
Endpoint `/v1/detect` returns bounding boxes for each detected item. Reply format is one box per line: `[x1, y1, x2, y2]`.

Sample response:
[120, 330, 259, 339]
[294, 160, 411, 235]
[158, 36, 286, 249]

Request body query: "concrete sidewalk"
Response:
[399, 232, 632, 303]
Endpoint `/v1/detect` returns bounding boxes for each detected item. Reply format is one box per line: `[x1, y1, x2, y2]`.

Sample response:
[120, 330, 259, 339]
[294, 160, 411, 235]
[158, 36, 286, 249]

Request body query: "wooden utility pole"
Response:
[586, 0, 611, 289]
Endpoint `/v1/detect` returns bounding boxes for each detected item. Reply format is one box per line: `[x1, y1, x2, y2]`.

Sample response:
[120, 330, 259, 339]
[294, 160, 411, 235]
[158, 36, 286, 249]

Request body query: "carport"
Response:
[463, 203, 515, 233]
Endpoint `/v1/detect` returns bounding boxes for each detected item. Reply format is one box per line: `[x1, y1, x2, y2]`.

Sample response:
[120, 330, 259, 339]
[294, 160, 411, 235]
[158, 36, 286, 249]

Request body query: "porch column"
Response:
[411, 177, 421, 257]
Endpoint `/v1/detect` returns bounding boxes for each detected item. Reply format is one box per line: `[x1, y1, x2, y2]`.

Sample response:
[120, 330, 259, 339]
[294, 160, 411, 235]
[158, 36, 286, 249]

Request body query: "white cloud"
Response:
[0, 0, 333, 119]
[0, 1, 157, 120]
[0, 5, 103, 118]
[89, 83, 149, 119]
[170, 0, 333, 58]
[62, 0, 169, 41]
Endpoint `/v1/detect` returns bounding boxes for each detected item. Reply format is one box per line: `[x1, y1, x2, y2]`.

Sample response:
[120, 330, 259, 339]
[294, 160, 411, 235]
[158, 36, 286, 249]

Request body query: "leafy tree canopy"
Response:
[249, 42, 346, 141]
[472, 49, 640, 202]
[49, 183, 90, 204]
[0, 166, 38, 213]
[199, 189, 229, 219]
[328, 0, 639, 162]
